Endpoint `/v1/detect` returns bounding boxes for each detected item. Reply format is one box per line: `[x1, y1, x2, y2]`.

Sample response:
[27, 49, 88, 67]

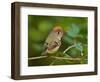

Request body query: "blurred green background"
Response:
[28, 15, 88, 66]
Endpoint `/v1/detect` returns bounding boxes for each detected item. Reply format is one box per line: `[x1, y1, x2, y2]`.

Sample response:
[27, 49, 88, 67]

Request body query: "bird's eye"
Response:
[57, 31, 60, 34]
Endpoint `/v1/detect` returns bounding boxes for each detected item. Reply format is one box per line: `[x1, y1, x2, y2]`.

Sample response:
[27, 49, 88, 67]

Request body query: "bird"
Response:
[41, 26, 63, 55]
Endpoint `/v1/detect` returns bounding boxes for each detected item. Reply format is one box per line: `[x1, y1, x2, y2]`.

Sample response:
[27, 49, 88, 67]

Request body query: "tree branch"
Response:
[51, 56, 81, 61]
[28, 56, 47, 60]
[28, 55, 81, 61]
[63, 44, 75, 54]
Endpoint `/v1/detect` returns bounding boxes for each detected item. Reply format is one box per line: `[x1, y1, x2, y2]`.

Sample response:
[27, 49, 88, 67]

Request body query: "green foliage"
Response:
[28, 15, 88, 66]
[67, 24, 80, 38]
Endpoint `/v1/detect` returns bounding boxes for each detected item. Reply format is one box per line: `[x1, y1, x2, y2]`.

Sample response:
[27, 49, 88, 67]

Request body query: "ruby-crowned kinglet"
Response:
[42, 26, 63, 55]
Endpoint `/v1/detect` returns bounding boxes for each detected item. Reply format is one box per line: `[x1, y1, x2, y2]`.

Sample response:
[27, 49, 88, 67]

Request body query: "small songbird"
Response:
[42, 26, 63, 55]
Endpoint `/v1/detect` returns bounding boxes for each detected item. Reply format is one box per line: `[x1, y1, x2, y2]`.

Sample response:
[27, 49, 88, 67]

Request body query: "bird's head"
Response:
[53, 26, 64, 39]
[53, 26, 62, 32]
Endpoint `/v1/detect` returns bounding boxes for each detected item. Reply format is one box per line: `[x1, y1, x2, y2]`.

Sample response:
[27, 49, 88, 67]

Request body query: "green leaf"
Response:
[75, 43, 83, 52]
[67, 24, 80, 38]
